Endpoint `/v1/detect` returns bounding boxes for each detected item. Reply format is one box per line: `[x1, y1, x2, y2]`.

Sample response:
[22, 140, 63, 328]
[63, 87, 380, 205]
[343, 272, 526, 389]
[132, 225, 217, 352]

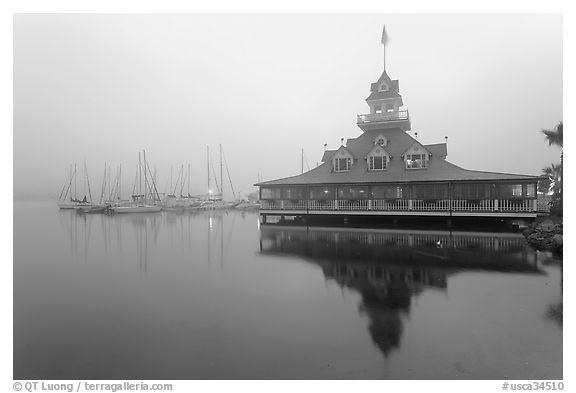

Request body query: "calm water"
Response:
[14, 201, 562, 380]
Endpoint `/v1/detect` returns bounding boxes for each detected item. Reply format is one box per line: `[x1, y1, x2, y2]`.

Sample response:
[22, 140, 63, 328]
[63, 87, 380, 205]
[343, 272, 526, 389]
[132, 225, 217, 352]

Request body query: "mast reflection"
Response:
[259, 226, 542, 357]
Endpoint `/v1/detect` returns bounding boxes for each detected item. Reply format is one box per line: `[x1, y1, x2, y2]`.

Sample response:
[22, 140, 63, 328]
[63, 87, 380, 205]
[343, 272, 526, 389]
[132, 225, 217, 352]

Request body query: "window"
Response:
[452, 183, 492, 199]
[371, 185, 406, 199]
[496, 183, 527, 198]
[525, 184, 536, 197]
[338, 186, 368, 200]
[369, 155, 387, 171]
[282, 187, 305, 200]
[412, 184, 448, 200]
[309, 186, 335, 200]
[386, 104, 394, 113]
[374, 135, 388, 146]
[406, 154, 428, 169]
[379, 83, 388, 92]
[334, 157, 352, 172]
[261, 188, 281, 200]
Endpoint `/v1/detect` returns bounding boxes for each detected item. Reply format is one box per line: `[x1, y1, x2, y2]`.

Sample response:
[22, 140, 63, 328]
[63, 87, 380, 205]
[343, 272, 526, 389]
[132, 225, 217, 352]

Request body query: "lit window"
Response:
[386, 104, 394, 113]
[334, 157, 352, 172]
[406, 154, 428, 169]
[526, 184, 536, 197]
[512, 184, 523, 197]
[369, 155, 387, 171]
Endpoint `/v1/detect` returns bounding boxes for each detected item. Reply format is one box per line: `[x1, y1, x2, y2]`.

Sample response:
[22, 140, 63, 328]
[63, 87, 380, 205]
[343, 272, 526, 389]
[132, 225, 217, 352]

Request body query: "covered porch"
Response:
[259, 181, 542, 218]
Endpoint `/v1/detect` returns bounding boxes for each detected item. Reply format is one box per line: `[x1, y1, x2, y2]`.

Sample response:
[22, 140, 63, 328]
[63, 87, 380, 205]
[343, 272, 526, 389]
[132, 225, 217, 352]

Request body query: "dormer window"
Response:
[367, 146, 389, 171]
[378, 83, 389, 92]
[333, 148, 353, 172]
[406, 153, 428, 169]
[334, 157, 351, 172]
[369, 155, 387, 171]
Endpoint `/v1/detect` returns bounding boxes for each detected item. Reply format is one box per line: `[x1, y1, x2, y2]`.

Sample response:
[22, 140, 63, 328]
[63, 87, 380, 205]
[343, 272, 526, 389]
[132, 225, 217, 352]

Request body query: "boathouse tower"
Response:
[357, 26, 411, 133]
[255, 26, 543, 223]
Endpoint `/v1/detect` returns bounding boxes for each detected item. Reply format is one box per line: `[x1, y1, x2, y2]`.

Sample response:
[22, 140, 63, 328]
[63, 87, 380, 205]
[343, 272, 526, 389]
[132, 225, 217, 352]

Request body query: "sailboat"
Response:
[80, 163, 115, 214]
[111, 151, 162, 214]
[193, 144, 242, 210]
[74, 161, 96, 213]
[164, 164, 198, 210]
[57, 165, 76, 209]
[58, 163, 93, 210]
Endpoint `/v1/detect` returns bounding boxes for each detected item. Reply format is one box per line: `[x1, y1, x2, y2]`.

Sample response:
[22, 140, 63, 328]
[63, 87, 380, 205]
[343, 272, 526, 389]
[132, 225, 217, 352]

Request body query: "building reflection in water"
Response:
[259, 226, 543, 357]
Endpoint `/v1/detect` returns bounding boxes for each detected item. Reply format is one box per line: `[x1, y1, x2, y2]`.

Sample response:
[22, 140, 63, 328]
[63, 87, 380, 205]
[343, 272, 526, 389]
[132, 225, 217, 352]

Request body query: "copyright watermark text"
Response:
[502, 381, 564, 391]
[13, 381, 173, 392]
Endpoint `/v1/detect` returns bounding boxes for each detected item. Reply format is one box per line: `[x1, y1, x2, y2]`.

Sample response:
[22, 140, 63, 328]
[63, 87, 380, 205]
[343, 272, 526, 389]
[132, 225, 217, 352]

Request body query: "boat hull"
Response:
[112, 205, 162, 214]
[57, 203, 77, 209]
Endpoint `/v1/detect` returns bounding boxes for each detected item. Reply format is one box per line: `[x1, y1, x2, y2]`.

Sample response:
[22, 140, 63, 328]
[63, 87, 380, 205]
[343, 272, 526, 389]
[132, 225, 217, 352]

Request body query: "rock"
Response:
[522, 218, 562, 253]
[539, 219, 555, 231]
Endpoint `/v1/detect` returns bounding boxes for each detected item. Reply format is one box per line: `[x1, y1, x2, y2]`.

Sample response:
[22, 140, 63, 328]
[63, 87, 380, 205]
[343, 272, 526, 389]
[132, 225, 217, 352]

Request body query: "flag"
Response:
[381, 25, 388, 45]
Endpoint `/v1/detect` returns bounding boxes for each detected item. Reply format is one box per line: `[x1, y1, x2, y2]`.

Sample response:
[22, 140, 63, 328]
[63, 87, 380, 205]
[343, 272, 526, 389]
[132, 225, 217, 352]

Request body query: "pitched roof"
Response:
[425, 143, 447, 158]
[366, 90, 402, 101]
[321, 149, 337, 162]
[256, 129, 540, 186]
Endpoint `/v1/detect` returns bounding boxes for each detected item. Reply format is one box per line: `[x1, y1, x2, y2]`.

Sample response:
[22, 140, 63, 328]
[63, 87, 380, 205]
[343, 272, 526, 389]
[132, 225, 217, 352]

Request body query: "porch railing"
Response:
[412, 199, 451, 211]
[260, 198, 536, 213]
[451, 199, 495, 211]
[499, 199, 533, 212]
[308, 200, 336, 210]
[357, 110, 409, 124]
[372, 199, 409, 211]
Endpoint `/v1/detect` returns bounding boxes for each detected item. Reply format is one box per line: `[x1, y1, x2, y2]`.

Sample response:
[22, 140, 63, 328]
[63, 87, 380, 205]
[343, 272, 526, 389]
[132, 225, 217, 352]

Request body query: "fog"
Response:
[13, 14, 562, 201]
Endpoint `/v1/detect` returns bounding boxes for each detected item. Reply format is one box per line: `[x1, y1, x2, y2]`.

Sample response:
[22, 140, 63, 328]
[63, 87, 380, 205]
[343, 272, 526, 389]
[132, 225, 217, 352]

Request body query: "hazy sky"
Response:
[13, 13, 562, 200]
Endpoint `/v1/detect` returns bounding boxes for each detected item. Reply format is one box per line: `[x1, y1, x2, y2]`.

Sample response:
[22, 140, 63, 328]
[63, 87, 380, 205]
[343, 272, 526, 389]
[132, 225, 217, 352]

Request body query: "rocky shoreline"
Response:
[523, 218, 563, 253]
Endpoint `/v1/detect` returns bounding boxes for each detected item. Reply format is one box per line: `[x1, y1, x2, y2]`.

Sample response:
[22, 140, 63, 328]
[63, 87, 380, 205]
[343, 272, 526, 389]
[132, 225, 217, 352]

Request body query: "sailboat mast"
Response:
[74, 163, 77, 200]
[207, 145, 210, 200]
[170, 165, 173, 195]
[58, 169, 70, 202]
[138, 152, 142, 201]
[154, 166, 157, 200]
[66, 164, 73, 200]
[107, 164, 111, 201]
[180, 164, 184, 197]
[187, 163, 190, 196]
[143, 150, 148, 203]
[119, 163, 122, 200]
[144, 159, 161, 202]
[222, 146, 237, 200]
[99, 163, 106, 204]
[83, 159, 87, 198]
[85, 160, 93, 202]
[220, 144, 223, 200]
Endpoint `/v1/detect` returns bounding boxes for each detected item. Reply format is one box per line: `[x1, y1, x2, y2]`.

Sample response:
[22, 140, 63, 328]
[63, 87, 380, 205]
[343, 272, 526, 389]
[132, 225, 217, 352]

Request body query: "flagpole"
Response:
[381, 25, 387, 71]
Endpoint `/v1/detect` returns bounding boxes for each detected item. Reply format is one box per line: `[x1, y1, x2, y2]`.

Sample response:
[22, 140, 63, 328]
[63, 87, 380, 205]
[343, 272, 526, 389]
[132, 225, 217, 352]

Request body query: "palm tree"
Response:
[541, 122, 563, 213]
[540, 163, 562, 195]
[542, 121, 563, 148]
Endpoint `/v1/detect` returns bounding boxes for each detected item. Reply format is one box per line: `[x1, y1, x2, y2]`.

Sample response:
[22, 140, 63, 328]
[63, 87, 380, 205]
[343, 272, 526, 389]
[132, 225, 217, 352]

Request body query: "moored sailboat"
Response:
[110, 150, 162, 214]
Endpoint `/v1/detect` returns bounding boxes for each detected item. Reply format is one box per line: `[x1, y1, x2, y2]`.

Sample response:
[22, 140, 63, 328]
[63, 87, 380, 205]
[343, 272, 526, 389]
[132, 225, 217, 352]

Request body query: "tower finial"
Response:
[381, 25, 388, 70]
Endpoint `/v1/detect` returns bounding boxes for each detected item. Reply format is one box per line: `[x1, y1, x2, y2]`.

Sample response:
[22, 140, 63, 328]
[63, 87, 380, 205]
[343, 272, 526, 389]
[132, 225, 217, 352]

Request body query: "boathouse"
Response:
[256, 27, 541, 222]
